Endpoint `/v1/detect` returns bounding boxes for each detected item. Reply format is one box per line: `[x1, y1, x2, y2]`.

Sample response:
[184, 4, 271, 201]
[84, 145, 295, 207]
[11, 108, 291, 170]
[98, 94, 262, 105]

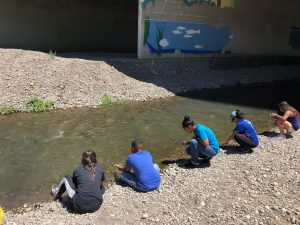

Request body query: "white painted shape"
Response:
[172, 29, 183, 35]
[184, 35, 193, 38]
[159, 39, 170, 47]
[194, 45, 204, 49]
[177, 26, 187, 30]
[185, 29, 201, 35]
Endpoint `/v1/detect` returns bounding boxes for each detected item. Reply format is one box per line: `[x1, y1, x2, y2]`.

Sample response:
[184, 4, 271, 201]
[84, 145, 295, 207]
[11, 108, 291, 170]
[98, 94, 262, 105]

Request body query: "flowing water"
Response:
[0, 82, 299, 209]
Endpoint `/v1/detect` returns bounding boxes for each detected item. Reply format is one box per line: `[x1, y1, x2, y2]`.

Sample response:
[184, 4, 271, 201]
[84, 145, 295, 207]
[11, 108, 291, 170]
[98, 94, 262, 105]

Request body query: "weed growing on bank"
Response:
[0, 105, 19, 115]
[48, 49, 57, 59]
[99, 94, 113, 106]
[27, 95, 55, 112]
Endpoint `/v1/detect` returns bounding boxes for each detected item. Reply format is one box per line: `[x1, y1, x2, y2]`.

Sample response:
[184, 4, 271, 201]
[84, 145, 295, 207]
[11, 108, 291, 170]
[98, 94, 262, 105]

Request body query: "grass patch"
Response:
[99, 94, 113, 107]
[27, 95, 55, 112]
[48, 49, 57, 59]
[0, 105, 19, 115]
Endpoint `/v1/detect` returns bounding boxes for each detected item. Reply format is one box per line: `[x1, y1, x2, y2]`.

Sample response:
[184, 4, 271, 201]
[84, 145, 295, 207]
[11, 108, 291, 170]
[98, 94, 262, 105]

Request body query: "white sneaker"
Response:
[51, 184, 59, 199]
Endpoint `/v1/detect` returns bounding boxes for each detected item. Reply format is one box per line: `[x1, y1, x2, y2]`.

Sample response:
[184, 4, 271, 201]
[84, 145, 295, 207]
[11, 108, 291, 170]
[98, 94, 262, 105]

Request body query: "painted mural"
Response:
[144, 19, 232, 56]
[182, 0, 235, 8]
[141, 0, 156, 11]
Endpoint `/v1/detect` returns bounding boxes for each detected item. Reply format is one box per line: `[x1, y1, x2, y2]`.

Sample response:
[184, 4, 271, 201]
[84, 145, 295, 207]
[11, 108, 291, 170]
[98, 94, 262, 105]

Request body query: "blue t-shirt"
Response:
[234, 119, 259, 145]
[194, 124, 220, 152]
[125, 151, 160, 191]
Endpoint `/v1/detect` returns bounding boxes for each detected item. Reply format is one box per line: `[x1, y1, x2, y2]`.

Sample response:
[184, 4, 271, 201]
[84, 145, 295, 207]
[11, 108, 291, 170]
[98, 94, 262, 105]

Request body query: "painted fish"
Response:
[185, 29, 200, 35]
[159, 39, 169, 47]
[172, 29, 183, 35]
[177, 26, 186, 31]
[194, 45, 204, 49]
[184, 35, 193, 38]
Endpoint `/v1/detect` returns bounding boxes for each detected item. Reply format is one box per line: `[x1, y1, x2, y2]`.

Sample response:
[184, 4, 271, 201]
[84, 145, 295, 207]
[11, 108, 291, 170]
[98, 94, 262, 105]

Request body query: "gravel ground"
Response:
[4, 130, 300, 225]
[1, 48, 300, 111]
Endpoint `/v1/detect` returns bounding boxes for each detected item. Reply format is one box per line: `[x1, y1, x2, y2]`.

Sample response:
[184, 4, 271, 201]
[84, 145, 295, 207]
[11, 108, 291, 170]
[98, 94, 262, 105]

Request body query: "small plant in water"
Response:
[48, 49, 57, 59]
[0, 105, 19, 115]
[99, 94, 113, 107]
[27, 94, 55, 112]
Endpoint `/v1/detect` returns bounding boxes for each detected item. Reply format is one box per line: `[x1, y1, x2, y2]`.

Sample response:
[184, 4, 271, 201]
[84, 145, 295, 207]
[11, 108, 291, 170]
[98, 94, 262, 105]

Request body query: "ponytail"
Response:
[82, 150, 97, 181]
[182, 115, 195, 128]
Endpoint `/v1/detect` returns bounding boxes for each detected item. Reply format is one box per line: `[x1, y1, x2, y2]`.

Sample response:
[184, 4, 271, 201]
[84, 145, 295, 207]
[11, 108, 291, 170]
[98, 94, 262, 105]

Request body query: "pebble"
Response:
[141, 214, 148, 219]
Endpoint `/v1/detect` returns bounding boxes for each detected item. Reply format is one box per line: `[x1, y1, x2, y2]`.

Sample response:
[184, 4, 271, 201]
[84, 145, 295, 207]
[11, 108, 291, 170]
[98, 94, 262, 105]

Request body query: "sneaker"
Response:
[183, 160, 200, 168]
[51, 184, 59, 199]
[202, 157, 212, 164]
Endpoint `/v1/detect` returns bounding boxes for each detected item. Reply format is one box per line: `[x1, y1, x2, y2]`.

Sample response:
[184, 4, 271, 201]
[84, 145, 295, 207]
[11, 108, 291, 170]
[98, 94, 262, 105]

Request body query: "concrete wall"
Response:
[0, 0, 138, 52]
[138, 0, 300, 58]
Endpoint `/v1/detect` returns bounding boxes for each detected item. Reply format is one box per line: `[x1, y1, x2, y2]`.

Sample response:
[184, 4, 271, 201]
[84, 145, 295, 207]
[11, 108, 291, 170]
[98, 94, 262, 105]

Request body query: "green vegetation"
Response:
[0, 105, 19, 115]
[144, 18, 151, 46]
[156, 23, 165, 56]
[99, 94, 113, 107]
[48, 49, 57, 59]
[27, 95, 55, 112]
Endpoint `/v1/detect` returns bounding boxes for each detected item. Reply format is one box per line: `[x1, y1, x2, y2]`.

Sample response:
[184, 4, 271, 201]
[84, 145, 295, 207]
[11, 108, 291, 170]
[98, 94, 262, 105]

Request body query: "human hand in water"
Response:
[180, 141, 189, 146]
[221, 141, 228, 147]
[114, 164, 124, 170]
[270, 113, 277, 118]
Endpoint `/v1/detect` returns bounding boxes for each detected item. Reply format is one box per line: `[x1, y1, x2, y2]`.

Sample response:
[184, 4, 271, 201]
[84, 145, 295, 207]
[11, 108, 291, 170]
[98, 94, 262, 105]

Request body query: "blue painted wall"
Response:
[145, 19, 232, 56]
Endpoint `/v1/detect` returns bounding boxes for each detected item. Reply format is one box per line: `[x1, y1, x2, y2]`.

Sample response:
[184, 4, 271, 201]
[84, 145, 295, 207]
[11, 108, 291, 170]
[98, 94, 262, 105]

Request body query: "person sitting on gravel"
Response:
[115, 139, 160, 192]
[51, 150, 106, 214]
[271, 101, 299, 138]
[180, 115, 220, 167]
[221, 110, 259, 151]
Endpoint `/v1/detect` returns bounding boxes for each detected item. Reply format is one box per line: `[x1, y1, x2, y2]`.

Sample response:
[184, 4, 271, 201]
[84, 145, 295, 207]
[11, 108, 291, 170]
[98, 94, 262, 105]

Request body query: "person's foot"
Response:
[202, 157, 212, 164]
[183, 160, 200, 168]
[51, 184, 59, 200]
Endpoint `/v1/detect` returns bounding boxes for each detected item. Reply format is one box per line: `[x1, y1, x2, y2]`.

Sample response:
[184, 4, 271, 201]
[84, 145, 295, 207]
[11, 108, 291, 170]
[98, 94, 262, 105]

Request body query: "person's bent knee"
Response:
[190, 139, 198, 146]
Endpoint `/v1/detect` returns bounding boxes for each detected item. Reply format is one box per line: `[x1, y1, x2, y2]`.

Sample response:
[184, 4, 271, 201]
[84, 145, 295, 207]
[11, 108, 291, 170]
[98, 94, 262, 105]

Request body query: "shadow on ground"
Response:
[58, 52, 300, 110]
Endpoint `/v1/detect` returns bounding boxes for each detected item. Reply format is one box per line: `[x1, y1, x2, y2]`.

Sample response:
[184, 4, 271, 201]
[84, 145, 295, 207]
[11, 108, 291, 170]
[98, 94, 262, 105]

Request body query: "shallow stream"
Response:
[1, 82, 299, 209]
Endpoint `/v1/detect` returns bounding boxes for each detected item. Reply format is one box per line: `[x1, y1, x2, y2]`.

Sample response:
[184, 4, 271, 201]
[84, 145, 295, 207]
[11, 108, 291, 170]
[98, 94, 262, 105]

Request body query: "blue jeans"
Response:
[120, 164, 160, 192]
[186, 139, 218, 165]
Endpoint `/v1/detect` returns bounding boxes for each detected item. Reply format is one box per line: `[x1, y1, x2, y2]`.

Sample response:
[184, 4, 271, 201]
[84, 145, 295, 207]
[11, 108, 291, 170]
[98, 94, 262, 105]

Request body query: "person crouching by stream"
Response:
[51, 150, 106, 214]
[271, 101, 300, 138]
[180, 116, 220, 167]
[221, 110, 259, 151]
[115, 139, 161, 192]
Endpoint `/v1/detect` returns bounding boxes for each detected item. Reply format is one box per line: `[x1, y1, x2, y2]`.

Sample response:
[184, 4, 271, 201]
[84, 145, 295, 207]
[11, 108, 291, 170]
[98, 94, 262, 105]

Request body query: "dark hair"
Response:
[131, 139, 143, 149]
[234, 110, 245, 120]
[182, 115, 195, 128]
[278, 101, 299, 116]
[82, 150, 97, 181]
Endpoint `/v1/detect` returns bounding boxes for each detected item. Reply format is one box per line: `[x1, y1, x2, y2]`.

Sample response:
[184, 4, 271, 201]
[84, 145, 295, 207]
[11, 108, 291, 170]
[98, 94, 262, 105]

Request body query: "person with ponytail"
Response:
[51, 150, 106, 214]
[180, 115, 220, 167]
[271, 101, 299, 138]
[221, 110, 259, 150]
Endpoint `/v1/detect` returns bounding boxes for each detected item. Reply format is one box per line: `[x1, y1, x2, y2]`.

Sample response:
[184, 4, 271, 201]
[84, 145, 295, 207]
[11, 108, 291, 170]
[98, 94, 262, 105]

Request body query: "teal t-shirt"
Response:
[194, 124, 220, 152]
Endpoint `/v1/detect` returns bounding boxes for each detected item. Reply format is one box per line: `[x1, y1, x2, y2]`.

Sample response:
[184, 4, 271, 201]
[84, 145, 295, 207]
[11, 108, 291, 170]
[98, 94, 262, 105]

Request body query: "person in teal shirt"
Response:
[180, 115, 220, 167]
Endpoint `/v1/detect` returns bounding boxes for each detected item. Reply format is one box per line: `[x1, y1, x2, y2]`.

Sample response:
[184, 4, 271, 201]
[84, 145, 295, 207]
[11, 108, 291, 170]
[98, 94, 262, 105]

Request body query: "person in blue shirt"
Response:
[180, 116, 220, 167]
[115, 140, 160, 192]
[221, 110, 259, 150]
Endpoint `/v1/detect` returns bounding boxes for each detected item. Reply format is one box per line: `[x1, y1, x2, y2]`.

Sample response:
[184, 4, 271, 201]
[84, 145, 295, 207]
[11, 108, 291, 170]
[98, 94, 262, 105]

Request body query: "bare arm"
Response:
[221, 131, 239, 146]
[272, 111, 293, 122]
[115, 164, 131, 173]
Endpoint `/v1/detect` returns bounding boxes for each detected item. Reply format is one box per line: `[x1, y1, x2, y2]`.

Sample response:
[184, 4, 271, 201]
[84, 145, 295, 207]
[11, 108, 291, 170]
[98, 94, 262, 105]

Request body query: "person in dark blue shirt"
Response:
[222, 110, 259, 150]
[115, 140, 160, 192]
[180, 115, 220, 167]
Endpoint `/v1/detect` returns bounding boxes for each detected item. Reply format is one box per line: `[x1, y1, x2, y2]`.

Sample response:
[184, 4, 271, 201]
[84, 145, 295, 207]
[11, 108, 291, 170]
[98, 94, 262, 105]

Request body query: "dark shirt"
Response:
[72, 165, 105, 212]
